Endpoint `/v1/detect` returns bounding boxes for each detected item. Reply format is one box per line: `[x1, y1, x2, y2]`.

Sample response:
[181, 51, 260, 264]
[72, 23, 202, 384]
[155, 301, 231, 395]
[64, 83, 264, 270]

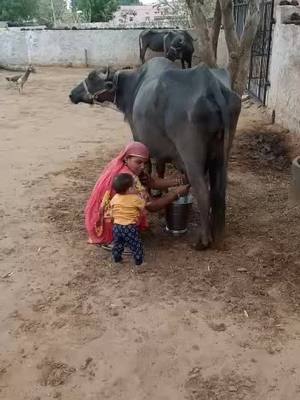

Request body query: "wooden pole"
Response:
[84, 49, 88, 67]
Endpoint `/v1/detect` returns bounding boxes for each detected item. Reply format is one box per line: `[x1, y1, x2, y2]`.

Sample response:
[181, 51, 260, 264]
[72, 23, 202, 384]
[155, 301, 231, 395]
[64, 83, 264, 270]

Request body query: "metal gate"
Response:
[233, 0, 275, 105]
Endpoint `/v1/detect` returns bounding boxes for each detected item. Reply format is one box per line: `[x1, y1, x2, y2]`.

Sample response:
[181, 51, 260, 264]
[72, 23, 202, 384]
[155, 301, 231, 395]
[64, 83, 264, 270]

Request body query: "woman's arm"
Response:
[148, 175, 186, 190]
[145, 185, 190, 212]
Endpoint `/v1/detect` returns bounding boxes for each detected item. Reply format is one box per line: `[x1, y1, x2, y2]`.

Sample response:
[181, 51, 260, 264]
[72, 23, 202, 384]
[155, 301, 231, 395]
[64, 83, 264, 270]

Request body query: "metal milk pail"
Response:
[165, 195, 193, 234]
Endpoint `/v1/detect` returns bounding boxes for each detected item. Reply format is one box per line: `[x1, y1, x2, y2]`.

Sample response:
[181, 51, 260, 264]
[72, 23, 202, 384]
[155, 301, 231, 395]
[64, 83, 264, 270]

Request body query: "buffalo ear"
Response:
[104, 81, 114, 91]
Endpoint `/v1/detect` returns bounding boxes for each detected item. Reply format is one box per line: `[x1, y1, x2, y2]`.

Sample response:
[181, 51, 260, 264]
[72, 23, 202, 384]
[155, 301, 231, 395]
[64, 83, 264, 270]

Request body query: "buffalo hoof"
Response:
[210, 240, 227, 251]
[192, 242, 210, 251]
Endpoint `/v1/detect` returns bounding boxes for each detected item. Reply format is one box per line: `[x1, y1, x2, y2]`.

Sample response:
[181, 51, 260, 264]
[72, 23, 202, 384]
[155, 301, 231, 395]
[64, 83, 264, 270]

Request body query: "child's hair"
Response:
[113, 173, 134, 194]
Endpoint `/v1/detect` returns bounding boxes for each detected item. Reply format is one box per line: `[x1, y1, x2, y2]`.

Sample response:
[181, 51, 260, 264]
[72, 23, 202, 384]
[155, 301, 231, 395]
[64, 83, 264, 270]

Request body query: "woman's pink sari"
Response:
[85, 142, 150, 244]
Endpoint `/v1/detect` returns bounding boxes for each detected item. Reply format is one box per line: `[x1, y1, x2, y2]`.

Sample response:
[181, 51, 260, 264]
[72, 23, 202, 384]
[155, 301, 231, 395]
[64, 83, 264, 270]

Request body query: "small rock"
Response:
[80, 357, 93, 370]
[242, 94, 250, 102]
[192, 344, 200, 351]
[267, 345, 275, 354]
[246, 246, 261, 257]
[237, 268, 248, 272]
[110, 304, 120, 316]
[190, 308, 198, 314]
[3, 248, 15, 256]
[53, 392, 62, 399]
[229, 386, 238, 392]
[189, 373, 199, 379]
[10, 310, 19, 318]
[210, 322, 226, 332]
[188, 367, 201, 379]
[128, 290, 139, 297]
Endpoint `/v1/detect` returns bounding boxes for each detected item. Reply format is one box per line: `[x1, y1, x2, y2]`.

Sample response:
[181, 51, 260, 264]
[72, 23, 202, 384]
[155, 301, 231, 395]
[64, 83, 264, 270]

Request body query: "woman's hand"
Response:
[174, 174, 189, 186]
[180, 174, 189, 185]
[175, 184, 191, 197]
[148, 174, 189, 190]
[145, 184, 191, 212]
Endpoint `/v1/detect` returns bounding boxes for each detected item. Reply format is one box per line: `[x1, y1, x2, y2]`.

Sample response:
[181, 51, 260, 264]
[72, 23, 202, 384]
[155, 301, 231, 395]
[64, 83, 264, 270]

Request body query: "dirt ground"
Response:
[0, 67, 300, 400]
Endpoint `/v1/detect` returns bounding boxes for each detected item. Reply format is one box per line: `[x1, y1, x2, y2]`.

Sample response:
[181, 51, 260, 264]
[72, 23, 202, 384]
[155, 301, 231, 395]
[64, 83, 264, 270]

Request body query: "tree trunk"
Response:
[186, 0, 262, 96]
[211, 0, 221, 60]
[234, 0, 261, 94]
[219, 0, 261, 95]
[186, 0, 217, 67]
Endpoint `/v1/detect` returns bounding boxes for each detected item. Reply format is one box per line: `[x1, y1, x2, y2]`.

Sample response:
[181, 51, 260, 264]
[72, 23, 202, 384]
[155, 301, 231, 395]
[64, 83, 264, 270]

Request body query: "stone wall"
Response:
[1, 12, 299, 135]
[0, 29, 141, 67]
[0, 28, 228, 68]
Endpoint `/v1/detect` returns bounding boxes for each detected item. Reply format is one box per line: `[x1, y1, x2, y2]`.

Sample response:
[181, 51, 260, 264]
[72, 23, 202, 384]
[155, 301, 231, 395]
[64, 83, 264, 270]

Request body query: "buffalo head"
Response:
[69, 66, 117, 105]
[166, 35, 184, 61]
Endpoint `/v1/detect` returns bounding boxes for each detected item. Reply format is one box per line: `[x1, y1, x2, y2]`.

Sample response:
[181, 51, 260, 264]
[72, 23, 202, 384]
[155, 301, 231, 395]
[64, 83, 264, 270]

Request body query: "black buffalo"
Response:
[139, 29, 195, 69]
[69, 58, 241, 250]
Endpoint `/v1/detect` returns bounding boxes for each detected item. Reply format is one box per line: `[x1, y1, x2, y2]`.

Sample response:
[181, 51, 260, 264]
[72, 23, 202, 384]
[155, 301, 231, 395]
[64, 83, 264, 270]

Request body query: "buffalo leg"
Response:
[191, 173, 211, 249]
[209, 156, 226, 247]
[181, 58, 186, 69]
[178, 145, 212, 249]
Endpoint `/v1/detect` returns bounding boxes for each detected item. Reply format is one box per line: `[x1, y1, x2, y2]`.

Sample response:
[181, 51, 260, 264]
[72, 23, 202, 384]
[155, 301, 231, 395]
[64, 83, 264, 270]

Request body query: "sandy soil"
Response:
[0, 67, 300, 400]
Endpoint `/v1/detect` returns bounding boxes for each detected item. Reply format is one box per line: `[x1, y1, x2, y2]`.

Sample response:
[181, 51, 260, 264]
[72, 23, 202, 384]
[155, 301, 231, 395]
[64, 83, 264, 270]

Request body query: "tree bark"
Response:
[219, 0, 240, 83]
[211, 0, 221, 60]
[235, 0, 261, 94]
[233, 1, 261, 94]
[220, 0, 261, 95]
[186, 0, 261, 95]
[186, 0, 216, 67]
